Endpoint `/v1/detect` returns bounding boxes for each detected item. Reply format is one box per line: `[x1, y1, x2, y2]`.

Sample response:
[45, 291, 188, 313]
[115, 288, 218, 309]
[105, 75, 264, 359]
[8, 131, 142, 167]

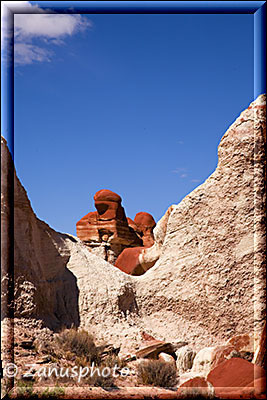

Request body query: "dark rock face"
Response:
[76, 189, 156, 269]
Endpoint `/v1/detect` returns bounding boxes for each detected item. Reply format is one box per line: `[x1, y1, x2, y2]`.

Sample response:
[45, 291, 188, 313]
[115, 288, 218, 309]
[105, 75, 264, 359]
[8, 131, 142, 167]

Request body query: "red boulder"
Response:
[134, 212, 156, 248]
[207, 357, 266, 399]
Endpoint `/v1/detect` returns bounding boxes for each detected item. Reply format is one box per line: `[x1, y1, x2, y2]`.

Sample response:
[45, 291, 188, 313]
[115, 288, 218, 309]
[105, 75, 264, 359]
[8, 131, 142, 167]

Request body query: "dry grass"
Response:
[39, 328, 101, 366]
[56, 328, 99, 364]
[137, 359, 177, 388]
[37, 328, 127, 387]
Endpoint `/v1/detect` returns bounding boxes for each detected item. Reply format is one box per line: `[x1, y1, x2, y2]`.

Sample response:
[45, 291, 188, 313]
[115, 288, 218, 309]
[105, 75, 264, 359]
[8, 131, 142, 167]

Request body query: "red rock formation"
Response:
[114, 212, 157, 275]
[227, 333, 254, 352]
[77, 190, 157, 271]
[207, 358, 266, 398]
[179, 377, 209, 388]
[136, 340, 175, 359]
[134, 212, 156, 247]
[253, 322, 266, 368]
[141, 331, 157, 342]
[76, 189, 142, 263]
[115, 244, 159, 275]
[178, 377, 211, 398]
[115, 247, 144, 275]
[210, 345, 237, 369]
[127, 217, 138, 232]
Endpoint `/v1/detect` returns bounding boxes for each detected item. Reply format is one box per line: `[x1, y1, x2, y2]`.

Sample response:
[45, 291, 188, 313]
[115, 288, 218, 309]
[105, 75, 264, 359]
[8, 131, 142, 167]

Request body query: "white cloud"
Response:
[2, 1, 92, 65]
[180, 173, 188, 178]
[15, 42, 52, 65]
[14, 13, 91, 39]
[191, 179, 201, 183]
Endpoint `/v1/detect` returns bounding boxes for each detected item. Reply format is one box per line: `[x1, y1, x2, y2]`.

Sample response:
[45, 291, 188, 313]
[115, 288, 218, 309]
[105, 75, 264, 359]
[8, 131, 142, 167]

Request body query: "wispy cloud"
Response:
[172, 167, 187, 174]
[172, 167, 189, 179]
[14, 42, 52, 65]
[2, 1, 92, 65]
[172, 167, 201, 182]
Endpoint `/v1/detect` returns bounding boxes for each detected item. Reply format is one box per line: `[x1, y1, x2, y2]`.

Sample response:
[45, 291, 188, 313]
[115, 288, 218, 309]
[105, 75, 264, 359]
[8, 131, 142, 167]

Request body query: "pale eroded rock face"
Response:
[136, 94, 266, 347]
[1, 137, 81, 330]
[176, 346, 196, 374]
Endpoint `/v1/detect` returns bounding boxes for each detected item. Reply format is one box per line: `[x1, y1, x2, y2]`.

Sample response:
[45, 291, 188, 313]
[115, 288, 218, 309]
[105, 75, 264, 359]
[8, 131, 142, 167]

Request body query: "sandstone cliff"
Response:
[1, 137, 81, 330]
[1, 136, 136, 341]
[1, 94, 266, 352]
[136, 94, 266, 346]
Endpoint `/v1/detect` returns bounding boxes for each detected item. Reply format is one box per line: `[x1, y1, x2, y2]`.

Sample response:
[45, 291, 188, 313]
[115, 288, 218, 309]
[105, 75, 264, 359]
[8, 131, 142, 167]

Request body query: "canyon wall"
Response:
[136, 94, 266, 346]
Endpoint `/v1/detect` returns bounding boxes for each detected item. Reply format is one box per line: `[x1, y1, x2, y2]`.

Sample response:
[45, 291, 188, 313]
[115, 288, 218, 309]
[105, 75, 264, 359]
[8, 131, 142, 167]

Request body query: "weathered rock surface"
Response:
[115, 246, 158, 276]
[136, 94, 266, 347]
[120, 205, 175, 276]
[207, 357, 266, 398]
[192, 345, 241, 375]
[134, 212, 156, 248]
[1, 137, 80, 330]
[227, 333, 254, 352]
[114, 212, 163, 275]
[135, 339, 175, 359]
[158, 352, 176, 365]
[175, 346, 196, 374]
[253, 321, 266, 368]
[76, 189, 143, 263]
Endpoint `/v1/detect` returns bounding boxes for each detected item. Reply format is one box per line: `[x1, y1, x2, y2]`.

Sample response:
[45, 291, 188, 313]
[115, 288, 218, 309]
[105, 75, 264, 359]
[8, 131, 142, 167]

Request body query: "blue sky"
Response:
[3, 3, 255, 235]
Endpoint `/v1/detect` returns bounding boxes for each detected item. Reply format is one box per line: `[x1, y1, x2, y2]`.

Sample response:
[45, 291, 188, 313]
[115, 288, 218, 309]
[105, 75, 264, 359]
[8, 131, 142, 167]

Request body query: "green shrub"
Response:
[137, 359, 177, 388]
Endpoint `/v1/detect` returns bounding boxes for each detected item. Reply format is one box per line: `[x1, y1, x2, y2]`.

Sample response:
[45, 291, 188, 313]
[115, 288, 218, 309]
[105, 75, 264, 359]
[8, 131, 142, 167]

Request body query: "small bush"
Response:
[137, 359, 177, 388]
[56, 328, 99, 363]
[101, 354, 127, 369]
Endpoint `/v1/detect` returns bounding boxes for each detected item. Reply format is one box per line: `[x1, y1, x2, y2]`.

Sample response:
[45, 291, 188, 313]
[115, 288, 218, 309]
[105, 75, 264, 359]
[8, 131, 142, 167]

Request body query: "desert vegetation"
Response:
[137, 359, 177, 388]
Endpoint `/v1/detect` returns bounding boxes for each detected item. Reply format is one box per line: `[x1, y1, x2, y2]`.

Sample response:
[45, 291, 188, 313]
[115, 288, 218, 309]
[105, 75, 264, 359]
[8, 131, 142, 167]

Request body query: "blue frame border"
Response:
[1, 2, 266, 396]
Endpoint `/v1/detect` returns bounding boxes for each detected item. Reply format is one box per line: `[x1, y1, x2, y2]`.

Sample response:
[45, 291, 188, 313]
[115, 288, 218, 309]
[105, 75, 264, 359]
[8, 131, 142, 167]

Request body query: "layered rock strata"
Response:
[76, 189, 156, 266]
[76, 189, 143, 263]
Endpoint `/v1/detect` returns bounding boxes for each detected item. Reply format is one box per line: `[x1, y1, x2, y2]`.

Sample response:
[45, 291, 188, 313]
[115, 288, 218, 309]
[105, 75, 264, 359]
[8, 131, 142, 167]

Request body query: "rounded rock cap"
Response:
[94, 189, 122, 203]
[134, 212, 156, 228]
